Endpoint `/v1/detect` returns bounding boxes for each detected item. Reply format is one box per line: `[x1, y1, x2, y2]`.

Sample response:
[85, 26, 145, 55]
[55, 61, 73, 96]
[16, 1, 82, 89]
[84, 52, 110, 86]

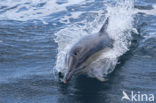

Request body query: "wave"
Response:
[0, 0, 155, 22]
[0, 0, 86, 21]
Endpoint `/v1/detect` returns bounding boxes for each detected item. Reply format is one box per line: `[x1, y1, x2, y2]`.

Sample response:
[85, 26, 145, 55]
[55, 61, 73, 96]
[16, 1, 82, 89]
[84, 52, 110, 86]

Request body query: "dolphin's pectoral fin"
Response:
[94, 74, 108, 82]
[96, 76, 108, 82]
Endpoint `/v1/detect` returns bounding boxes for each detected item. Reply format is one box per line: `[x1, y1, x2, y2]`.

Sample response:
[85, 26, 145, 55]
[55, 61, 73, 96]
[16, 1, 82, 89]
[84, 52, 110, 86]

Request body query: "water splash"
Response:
[54, 0, 135, 79]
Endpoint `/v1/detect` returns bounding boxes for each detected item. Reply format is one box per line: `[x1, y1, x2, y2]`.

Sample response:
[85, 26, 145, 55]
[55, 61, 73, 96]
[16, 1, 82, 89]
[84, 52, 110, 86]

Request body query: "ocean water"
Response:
[0, 0, 156, 103]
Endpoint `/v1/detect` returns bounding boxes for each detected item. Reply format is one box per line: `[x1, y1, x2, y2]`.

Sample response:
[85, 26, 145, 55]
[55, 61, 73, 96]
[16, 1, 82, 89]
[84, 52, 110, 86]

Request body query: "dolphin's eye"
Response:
[74, 51, 78, 55]
[74, 50, 79, 55]
[73, 47, 81, 56]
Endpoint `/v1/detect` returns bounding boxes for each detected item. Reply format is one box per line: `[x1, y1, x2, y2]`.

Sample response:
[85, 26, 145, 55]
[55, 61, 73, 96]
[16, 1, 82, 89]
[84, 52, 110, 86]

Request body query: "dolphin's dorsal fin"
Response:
[99, 17, 109, 33]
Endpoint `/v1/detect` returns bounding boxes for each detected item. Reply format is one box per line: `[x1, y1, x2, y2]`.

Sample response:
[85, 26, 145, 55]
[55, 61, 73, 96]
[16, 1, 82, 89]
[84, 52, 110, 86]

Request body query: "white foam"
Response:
[71, 12, 82, 19]
[153, 4, 156, 9]
[59, 12, 83, 24]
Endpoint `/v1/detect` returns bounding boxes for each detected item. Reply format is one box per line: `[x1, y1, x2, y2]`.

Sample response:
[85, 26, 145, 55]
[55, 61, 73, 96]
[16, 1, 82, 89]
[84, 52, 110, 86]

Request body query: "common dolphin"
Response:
[63, 17, 114, 83]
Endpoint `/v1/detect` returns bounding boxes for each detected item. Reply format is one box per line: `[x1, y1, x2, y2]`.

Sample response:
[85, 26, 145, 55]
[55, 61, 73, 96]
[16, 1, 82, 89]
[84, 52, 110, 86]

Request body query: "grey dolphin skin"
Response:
[63, 17, 114, 83]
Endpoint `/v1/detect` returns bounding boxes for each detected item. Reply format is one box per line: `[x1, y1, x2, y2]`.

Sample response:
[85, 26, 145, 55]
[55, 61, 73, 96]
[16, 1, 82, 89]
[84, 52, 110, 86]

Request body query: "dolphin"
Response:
[63, 17, 114, 83]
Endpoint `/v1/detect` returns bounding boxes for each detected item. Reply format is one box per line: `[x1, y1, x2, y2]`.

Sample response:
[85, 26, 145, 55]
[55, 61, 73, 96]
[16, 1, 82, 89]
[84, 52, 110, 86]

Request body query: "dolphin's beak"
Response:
[63, 56, 74, 83]
[63, 70, 74, 83]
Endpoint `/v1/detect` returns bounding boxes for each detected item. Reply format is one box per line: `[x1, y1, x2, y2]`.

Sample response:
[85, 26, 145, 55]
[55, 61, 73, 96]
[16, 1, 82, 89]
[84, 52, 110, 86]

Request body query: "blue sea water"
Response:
[0, 0, 156, 103]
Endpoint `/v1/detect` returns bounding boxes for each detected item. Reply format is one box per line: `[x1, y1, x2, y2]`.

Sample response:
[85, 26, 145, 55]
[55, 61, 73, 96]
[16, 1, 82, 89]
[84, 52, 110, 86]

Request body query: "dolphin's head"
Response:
[63, 44, 87, 83]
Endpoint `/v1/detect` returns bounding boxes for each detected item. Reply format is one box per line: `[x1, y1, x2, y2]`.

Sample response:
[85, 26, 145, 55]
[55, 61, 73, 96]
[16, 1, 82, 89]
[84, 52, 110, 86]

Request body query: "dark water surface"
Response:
[0, 0, 156, 103]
